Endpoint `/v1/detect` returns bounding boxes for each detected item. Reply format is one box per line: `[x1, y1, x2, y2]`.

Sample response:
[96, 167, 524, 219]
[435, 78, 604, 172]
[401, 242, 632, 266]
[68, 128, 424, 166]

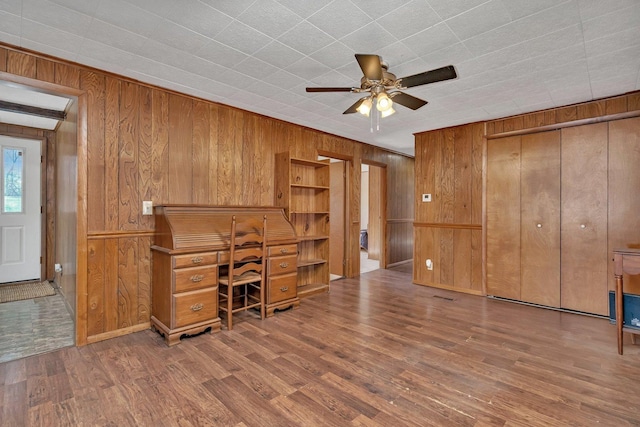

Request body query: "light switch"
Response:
[422, 193, 431, 202]
[142, 201, 153, 215]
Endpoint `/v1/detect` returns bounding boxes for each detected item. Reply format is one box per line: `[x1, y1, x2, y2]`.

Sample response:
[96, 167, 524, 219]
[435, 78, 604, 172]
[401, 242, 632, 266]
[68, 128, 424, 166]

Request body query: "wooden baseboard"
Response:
[86, 322, 151, 345]
[386, 259, 412, 268]
[413, 281, 484, 296]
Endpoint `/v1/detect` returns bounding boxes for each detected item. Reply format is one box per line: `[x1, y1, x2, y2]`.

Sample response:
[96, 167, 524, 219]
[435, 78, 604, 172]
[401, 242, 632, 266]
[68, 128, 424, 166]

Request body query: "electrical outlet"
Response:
[142, 201, 153, 215]
[426, 259, 433, 270]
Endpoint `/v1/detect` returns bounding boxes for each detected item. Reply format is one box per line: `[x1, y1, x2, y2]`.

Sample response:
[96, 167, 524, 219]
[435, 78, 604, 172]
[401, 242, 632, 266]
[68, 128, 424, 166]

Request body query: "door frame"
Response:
[362, 159, 387, 269]
[328, 159, 347, 278]
[0, 132, 46, 282]
[0, 71, 88, 345]
[318, 150, 353, 276]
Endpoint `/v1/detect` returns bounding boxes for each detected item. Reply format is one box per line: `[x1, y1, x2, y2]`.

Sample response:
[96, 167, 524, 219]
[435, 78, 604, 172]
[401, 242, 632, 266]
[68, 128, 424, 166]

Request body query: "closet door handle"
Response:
[580, 224, 586, 229]
[536, 223, 542, 228]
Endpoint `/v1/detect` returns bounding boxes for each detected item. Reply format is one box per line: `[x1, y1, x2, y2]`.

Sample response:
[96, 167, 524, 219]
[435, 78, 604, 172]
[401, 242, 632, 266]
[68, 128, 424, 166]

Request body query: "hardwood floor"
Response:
[1, 267, 638, 426]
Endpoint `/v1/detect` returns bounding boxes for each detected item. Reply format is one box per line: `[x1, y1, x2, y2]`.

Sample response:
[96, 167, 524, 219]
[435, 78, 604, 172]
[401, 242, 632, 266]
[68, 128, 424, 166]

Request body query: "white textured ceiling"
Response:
[1, 0, 639, 155]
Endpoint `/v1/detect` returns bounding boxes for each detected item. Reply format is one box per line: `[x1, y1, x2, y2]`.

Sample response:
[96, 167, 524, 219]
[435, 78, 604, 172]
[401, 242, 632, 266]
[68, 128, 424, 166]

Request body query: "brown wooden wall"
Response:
[413, 123, 484, 294]
[0, 44, 414, 344]
[415, 91, 640, 296]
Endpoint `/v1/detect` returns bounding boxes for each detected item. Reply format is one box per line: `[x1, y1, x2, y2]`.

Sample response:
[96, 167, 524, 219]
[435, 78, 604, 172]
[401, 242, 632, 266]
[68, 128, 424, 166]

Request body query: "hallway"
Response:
[0, 287, 74, 363]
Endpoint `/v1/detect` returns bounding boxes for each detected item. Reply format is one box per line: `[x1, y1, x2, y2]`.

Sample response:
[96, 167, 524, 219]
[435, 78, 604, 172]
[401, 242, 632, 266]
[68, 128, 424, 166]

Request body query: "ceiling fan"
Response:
[306, 54, 457, 118]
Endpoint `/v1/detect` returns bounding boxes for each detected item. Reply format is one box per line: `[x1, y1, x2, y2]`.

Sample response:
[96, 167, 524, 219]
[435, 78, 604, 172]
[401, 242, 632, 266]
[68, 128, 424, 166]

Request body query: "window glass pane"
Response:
[3, 147, 23, 213]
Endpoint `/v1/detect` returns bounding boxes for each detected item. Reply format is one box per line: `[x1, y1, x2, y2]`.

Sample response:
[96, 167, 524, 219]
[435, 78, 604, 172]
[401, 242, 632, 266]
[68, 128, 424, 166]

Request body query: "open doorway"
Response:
[328, 158, 347, 281]
[321, 155, 387, 278]
[360, 163, 383, 274]
[0, 78, 77, 362]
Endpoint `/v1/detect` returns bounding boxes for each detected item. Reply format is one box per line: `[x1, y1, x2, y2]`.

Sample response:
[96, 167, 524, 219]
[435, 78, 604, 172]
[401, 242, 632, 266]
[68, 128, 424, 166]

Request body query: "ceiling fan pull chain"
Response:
[370, 109, 374, 133]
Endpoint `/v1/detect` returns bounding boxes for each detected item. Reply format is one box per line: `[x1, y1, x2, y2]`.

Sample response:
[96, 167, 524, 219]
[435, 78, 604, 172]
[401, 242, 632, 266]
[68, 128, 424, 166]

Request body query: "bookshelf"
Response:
[275, 152, 330, 297]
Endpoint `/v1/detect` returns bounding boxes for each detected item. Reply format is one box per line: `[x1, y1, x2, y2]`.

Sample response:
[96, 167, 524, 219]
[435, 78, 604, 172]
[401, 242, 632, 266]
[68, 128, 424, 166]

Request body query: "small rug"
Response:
[0, 280, 56, 303]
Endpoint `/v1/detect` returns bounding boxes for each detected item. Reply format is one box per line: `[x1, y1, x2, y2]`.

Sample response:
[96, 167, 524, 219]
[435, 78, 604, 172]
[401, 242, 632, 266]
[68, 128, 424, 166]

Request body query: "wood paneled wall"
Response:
[414, 123, 484, 294]
[0, 44, 414, 344]
[415, 91, 640, 296]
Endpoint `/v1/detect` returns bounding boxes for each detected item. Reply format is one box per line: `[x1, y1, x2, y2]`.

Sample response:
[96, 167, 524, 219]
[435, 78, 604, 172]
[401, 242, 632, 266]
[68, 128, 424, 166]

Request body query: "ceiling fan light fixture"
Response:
[380, 107, 396, 118]
[306, 54, 457, 123]
[357, 97, 372, 116]
[376, 92, 393, 112]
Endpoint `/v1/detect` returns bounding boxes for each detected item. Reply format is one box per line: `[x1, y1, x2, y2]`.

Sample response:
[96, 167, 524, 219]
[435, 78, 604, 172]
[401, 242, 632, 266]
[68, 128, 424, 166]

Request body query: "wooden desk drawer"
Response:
[268, 273, 297, 303]
[268, 255, 297, 275]
[268, 244, 297, 257]
[173, 252, 217, 269]
[173, 265, 217, 293]
[174, 288, 217, 328]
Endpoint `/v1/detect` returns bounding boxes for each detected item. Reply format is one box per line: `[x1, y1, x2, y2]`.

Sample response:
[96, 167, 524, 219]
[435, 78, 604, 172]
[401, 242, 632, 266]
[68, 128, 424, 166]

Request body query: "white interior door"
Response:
[0, 135, 41, 284]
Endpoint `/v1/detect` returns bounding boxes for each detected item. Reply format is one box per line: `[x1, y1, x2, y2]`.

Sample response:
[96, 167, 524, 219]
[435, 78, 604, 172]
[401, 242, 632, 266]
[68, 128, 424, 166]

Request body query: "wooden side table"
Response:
[613, 248, 640, 354]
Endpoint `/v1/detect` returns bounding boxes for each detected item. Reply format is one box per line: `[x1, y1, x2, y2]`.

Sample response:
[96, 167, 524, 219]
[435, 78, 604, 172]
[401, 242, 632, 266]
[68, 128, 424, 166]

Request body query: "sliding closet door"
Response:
[520, 131, 561, 307]
[486, 136, 521, 300]
[608, 116, 640, 295]
[561, 123, 608, 315]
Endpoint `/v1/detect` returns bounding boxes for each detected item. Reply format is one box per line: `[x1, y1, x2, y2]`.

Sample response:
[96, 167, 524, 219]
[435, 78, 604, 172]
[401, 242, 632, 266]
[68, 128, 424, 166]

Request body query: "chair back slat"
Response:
[233, 262, 262, 278]
[232, 247, 263, 264]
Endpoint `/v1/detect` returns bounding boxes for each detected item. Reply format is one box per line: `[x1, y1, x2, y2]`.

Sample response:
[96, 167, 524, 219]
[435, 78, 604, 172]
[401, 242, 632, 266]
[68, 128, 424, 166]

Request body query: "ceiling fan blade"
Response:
[355, 54, 383, 81]
[306, 87, 354, 92]
[398, 65, 457, 88]
[343, 98, 367, 114]
[390, 92, 428, 110]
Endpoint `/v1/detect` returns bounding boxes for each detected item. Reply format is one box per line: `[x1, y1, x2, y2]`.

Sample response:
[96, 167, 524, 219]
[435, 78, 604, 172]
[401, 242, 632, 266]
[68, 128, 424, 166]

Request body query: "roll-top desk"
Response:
[151, 205, 300, 345]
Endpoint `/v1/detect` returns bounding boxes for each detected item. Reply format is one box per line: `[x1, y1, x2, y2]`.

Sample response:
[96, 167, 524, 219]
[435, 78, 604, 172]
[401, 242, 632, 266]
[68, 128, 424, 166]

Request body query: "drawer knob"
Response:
[280, 286, 289, 292]
[190, 303, 204, 312]
[280, 248, 288, 254]
[279, 262, 289, 268]
[190, 274, 204, 282]
[191, 256, 203, 264]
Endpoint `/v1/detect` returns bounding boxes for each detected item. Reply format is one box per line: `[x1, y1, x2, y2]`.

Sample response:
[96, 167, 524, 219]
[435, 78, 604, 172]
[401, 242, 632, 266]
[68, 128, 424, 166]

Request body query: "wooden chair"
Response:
[218, 215, 267, 330]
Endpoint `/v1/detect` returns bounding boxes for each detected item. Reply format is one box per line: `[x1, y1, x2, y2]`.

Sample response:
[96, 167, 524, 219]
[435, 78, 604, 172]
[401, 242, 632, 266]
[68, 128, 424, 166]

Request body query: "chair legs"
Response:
[226, 284, 233, 331]
[220, 282, 265, 330]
